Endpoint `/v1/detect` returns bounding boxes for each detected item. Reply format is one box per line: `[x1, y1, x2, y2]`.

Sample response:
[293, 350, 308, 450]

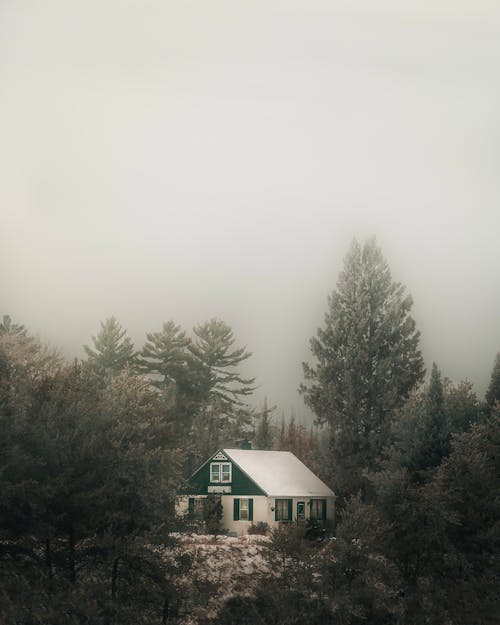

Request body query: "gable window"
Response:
[275, 498, 293, 521]
[221, 463, 231, 482]
[233, 498, 253, 521]
[210, 462, 231, 483]
[310, 499, 327, 520]
[210, 464, 220, 482]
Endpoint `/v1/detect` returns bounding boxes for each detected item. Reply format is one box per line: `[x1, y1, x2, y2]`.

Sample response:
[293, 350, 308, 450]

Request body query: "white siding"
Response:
[221, 495, 268, 535]
[175, 494, 335, 535]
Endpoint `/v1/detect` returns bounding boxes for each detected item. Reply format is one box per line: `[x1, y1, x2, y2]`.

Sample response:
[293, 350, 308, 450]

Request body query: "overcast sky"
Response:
[1, 1, 499, 419]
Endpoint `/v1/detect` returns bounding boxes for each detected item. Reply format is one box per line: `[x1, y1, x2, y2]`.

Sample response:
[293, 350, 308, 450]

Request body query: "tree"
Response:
[371, 408, 500, 625]
[391, 364, 448, 478]
[139, 320, 202, 445]
[0, 349, 182, 625]
[485, 352, 500, 413]
[203, 494, 223, 536]
[188, 319, 256, 462]
[302, 238, 425, 501]
[84, 316, 136, 375]
[444, 378, 482, 435]
[254, 397, 274, 450]
[428, 410, 500, 625]
[388, 365, 482, 481]
[190, 318, 255, 415]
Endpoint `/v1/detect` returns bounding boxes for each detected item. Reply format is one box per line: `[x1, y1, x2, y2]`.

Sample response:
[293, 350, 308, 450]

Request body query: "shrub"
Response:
[247, 521, 269, 535]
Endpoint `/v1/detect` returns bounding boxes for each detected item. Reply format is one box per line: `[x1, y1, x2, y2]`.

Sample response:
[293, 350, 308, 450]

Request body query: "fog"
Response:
[1, 1, 499, 418]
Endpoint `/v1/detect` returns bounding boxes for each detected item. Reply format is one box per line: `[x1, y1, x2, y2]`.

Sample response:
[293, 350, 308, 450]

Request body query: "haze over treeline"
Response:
[1, 237, 499, 624]
[1, 1, 500, 416]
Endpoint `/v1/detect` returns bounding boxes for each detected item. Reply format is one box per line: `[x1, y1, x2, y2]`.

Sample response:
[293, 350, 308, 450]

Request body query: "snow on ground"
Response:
[163, 533, 272, 623]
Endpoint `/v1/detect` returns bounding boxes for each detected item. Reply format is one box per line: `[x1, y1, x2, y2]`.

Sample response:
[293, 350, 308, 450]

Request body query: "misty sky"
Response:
[1, 1, 500, 419]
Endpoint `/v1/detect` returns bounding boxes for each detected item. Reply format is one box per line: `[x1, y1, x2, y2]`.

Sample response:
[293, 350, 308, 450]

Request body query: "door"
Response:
[297, 501, 305, 521]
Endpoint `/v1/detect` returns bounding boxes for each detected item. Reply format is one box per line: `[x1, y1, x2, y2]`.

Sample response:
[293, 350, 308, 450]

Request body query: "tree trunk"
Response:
[45, 538, 53, 579]
[111, 557, 120, 602]
[162, 595, 170, 625]
[68, 523, 76, 583]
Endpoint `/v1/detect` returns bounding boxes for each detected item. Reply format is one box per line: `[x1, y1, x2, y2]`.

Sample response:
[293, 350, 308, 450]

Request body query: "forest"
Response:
[1, 238, 499, 625]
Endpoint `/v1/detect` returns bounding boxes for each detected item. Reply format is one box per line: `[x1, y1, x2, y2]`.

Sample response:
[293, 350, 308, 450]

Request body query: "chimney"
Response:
[240, 439, 252, 450]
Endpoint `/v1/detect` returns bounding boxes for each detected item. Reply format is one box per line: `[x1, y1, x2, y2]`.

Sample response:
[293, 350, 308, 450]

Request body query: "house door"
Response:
[297, 501, 305, 521]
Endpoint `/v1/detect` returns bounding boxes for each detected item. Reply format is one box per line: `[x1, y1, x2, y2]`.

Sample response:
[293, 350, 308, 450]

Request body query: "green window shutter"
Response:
[233, 498, 240, 521]
[288, 499, 293, 521]
[274, 500, 278, 522]
[188, 498, 194, 516]
[248, 499, 253, 522]
[322, 499, 327, 520]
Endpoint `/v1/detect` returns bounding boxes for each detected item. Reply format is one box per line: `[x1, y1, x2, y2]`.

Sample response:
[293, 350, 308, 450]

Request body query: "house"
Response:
[176, 448, 335, 535]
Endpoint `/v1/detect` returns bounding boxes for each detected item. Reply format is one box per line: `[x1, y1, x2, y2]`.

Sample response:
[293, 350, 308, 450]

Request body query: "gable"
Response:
[185, 450, 266, 496]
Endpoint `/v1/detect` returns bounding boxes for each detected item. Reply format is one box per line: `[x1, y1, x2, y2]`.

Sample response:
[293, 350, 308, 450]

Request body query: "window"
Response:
[233, 498, 253, 521]
[210, 462, 232, 483]
[221, 464, 231, 482]
[310, 499, 327, 520]
[210, 464, 220, 482]
[275, 498, 292, 521]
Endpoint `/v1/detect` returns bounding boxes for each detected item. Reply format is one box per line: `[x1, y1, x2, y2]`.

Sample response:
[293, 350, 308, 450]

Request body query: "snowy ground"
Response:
[162, 533, 272, 623]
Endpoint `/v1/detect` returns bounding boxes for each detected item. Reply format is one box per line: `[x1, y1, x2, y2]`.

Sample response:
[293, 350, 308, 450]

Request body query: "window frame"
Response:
[275, 498, 293, 522]
[310, 498, 327, 521]
[233, 498, 253, 521]
[210, 462, 232, 483]
[239, 498, 249, 520]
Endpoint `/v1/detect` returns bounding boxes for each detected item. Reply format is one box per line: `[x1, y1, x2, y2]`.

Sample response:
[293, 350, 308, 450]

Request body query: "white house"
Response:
[177, 448, 335, 535]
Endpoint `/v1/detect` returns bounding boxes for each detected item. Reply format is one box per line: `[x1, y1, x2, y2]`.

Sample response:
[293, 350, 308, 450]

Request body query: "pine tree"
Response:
[389, 363, 449, 479]
[302, 238, 425, 500]
[485, 352, 500, 413]
[189, 319, 256, 456]
[190, 318, 255, 414]
[255, 397, 274, 450]
[84, 316, 136, 374]
[429, 409, 500, 623]
[138, 320, 203, 445]
[279, 414, 286, 448]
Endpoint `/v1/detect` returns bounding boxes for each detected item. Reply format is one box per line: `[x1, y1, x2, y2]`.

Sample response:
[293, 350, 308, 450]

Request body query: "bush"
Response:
[203, 494, 223, 535]
[247, 521, 269, 535]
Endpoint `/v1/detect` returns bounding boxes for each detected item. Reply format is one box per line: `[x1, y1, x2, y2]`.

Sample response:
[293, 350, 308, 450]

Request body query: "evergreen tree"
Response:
[302, 238, 425, 500]
[0, 345, 182, 624]
[279, 414, 286, 448]
[139, 320, 202, 444]
[254, 397, 274, 449]
[428, 409, 500, 625]
[190, 318, 255, 414]
[202, 494, 223, 536]
[389, 365, 481, 480]
[0, 314, 27, 336]
[485, 351, 500, 413]
[443, 378, 482, 435]
[188, 319, 256, 460]
[399, 363, 447, 475]
[84, 316, 136, 374]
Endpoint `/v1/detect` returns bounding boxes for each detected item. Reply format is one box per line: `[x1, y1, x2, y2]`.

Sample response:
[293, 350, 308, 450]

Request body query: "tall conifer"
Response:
[302, 238, 424, 500]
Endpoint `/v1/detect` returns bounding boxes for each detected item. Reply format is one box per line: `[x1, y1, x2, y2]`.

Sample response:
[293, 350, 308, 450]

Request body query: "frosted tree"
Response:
[302, 238, 425, 500]
[84, 316, 136, 374]
[485, 352, 500, 413]
[254, 397, 274, 450]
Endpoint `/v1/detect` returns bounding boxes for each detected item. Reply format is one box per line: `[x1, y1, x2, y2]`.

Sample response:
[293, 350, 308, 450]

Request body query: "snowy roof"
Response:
[222, 449, 334, 498]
